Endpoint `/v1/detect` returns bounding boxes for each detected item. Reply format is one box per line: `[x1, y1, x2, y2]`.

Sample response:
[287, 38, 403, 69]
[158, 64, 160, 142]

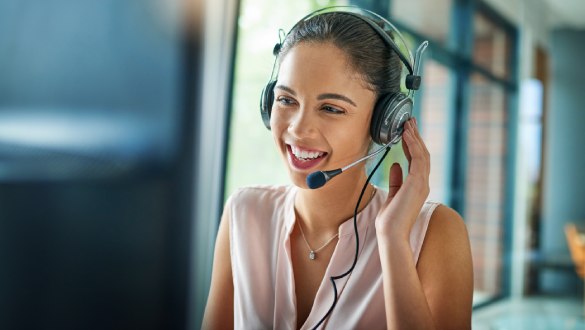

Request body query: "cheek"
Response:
[270, 107, 283, 132]
[270, 108, 288, 143]
[270, 106, 297, 133]
[326, 118, 372, 154]
[354, 118, 374, 154]
[347, 115, 372, 141]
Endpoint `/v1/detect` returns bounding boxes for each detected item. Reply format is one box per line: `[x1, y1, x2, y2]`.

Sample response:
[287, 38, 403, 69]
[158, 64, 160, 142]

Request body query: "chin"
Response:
[287, 170, 310, 189]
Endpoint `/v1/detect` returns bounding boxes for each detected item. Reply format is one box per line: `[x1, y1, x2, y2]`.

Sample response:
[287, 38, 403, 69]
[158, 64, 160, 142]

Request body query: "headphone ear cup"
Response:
[370, 93, 394, 145]
[370, 93, 413, 145]
[260, 80, 277, 130]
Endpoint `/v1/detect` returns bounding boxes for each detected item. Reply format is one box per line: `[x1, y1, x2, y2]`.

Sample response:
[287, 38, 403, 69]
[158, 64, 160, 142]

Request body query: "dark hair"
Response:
[278, 12, 402, 98]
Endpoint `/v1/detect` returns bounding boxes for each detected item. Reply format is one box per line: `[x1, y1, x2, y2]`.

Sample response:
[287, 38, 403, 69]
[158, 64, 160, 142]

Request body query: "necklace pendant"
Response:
[309, 250, 316, 260]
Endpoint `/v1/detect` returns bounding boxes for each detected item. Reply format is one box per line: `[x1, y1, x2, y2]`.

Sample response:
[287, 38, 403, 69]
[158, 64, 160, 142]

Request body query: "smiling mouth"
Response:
[286, 145, 328, 170]
[290, 145, 326, 160]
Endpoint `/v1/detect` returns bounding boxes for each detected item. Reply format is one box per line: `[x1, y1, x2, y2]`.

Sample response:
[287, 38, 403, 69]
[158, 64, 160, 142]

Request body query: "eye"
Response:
[321, 105, 345, 114]
[276, 96, 296, 106]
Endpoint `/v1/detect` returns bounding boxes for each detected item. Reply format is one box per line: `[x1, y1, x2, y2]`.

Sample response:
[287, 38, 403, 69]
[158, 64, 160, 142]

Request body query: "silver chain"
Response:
[297, 186, 376, 260]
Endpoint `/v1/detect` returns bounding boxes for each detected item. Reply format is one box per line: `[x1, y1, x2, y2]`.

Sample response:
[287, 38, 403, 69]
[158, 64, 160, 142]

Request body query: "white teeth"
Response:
[291, 146, 324, 160]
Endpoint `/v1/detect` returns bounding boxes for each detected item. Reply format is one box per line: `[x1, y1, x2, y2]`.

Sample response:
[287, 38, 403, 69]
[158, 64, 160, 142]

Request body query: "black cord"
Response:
[311, 146, 391, 329]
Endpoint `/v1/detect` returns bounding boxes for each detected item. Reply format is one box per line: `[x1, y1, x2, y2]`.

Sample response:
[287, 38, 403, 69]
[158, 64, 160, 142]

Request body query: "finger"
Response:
[412, 118, 430, 159]
[410, 118, 431, 176]
[403, 124, 427, 177]
[388, 162, 403, 198]
[402, 119, 413, 170]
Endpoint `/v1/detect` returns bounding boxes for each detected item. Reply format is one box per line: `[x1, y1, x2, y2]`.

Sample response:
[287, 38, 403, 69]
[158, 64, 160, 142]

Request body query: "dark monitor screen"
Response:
[0, 1, 202, 329]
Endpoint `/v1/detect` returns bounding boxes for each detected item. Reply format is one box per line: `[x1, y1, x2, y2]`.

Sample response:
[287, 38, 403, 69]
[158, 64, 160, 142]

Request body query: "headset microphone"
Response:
[306, 142, 394, 189]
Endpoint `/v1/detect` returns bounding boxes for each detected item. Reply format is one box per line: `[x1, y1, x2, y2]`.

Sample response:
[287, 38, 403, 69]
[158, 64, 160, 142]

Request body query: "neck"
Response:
[294, 166, 376, 238]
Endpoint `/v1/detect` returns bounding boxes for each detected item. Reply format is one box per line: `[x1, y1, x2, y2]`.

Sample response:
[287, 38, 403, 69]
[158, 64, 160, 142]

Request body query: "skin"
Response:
[203, 42, 473, 329]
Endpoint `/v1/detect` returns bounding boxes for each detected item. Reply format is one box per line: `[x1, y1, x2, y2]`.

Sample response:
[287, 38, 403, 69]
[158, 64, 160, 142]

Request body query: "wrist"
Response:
[376, 226, 410, 248]
[375, 218, 409, 240]
[376, 232, 412, 262]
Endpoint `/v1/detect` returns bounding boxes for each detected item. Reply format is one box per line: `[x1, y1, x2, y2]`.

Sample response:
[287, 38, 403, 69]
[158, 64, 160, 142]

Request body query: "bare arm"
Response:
[377, 206, 473, 329]
[417, 206, 473, 329]
[202, 206, 234, 330]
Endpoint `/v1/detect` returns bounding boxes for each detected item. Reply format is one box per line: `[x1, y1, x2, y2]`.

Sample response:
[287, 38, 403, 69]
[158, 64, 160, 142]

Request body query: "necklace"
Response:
[297, 220, 338, 260]
[297, 186, 377, 260]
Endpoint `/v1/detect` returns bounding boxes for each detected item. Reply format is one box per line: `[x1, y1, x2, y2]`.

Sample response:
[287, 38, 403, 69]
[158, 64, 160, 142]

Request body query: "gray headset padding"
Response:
[371, 93, 412, 145]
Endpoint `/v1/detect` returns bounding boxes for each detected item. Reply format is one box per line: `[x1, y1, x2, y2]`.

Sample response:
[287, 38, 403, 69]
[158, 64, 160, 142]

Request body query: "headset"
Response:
[259, 6, 428, 146]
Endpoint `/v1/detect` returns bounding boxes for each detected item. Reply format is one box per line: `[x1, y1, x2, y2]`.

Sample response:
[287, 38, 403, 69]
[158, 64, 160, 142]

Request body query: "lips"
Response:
[286, 144, 328, 170]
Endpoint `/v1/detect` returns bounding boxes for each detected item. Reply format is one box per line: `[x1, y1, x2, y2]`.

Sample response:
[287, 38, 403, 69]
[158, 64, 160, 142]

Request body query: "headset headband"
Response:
[277, 5, 424, 90]
[260, 5, 430, 144]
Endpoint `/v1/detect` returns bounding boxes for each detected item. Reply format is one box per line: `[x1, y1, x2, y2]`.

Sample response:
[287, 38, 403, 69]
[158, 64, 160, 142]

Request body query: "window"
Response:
[466, 73, 509, 303]
[419, 60, 456, 204]
[225, 0, 346, 198]
[473, 12, 512, 80]
[391, 0, 454, 48]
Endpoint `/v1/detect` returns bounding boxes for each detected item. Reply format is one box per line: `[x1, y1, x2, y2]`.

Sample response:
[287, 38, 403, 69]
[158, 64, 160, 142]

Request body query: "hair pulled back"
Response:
[278, 12, 402, 98]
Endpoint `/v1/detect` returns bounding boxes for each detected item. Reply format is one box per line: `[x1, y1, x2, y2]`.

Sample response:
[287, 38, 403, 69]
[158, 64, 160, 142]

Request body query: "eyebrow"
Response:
[275, 84, 357, 107]
[317, 93, 357, 107]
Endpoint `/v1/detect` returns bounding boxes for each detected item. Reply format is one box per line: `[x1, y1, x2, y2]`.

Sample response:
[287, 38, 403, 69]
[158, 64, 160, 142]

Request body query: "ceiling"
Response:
[543, 0, 585, 29]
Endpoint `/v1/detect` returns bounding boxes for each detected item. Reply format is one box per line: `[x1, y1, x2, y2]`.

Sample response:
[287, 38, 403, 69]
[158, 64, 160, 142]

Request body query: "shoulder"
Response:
[407, 201, 454, 261]
[224, 185, 294, 212]
[417, 204, 474, 327]
[417, 203, 472, 277]
[426, 204, 468, 244]
[225, 184, 292, 210]
[224, 184, 294, 231]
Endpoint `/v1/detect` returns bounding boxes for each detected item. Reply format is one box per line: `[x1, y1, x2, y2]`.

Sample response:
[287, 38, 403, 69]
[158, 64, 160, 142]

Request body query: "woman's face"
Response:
[270, 42, 377, 188]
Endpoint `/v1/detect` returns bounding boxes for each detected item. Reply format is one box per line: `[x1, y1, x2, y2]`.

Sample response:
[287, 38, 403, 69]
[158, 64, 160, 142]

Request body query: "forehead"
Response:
[276, 42, 372, 96]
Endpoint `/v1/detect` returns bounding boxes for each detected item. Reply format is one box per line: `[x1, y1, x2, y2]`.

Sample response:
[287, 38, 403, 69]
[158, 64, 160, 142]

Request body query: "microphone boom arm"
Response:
[306, 142, 393, 189]
[340, 142, 391, 172]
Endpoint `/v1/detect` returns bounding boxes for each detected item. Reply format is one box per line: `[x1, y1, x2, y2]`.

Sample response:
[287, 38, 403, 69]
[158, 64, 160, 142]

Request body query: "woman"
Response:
[203, 8, 473, 330]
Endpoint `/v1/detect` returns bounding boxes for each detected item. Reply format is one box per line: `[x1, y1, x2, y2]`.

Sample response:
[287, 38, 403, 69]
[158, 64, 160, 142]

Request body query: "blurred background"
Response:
[0, 0, 584, 329]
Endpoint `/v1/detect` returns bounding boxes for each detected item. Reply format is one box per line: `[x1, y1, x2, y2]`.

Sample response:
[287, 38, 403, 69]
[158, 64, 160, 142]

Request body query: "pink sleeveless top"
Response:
[226, 185, 440, 329]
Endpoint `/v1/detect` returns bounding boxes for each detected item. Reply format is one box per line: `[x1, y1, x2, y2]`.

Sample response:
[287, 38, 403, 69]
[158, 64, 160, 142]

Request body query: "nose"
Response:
[288, 105, 317, 138]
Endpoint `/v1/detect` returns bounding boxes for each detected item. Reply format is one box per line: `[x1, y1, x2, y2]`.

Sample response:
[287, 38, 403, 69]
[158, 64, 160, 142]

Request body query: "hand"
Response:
[375, 117, 431, 242]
